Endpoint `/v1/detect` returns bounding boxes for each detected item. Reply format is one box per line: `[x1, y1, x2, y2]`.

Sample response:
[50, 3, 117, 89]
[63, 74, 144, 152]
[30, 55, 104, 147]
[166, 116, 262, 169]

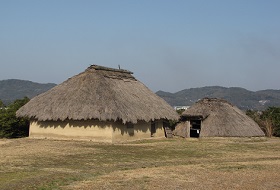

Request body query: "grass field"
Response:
[0, 137, 280, 190]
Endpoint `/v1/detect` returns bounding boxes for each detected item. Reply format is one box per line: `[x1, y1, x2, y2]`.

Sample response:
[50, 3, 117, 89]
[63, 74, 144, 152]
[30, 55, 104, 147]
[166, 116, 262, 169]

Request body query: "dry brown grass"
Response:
[0, 137, 280, 190]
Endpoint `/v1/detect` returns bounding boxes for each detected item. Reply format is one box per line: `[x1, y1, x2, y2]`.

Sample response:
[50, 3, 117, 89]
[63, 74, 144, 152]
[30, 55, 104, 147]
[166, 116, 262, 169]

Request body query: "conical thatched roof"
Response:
[179, 98, 264, 137]
[17, 65, 179, 124]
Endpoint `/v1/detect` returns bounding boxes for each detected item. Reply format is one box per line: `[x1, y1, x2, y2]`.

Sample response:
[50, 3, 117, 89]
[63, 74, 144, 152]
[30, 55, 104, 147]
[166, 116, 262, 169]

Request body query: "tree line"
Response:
[246, 107, 280, 137]
[0, 97, 29, 138]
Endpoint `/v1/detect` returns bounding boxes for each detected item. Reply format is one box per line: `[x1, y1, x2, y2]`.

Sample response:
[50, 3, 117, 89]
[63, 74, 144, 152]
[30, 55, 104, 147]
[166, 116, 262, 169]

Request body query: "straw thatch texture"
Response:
[17, 65, 179, 124]
[180, 98, 264, 137]
[173, 121, 190, 138]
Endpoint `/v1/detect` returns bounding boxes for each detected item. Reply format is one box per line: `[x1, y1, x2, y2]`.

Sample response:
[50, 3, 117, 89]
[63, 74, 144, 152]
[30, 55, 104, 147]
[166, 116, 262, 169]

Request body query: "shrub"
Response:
[0, 97, 30, 138]
[247, 107, 280, 137]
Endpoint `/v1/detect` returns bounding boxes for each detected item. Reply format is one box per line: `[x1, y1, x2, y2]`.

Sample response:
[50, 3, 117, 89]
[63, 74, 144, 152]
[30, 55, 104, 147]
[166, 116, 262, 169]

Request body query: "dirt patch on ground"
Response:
[0, 139, 13, 145]
[66, 164, 280, 190]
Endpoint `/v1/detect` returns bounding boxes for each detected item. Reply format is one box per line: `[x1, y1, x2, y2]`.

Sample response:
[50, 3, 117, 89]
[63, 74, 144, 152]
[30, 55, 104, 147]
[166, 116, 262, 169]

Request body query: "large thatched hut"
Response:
[174, 98, 264, 138]
[17, 65, 179, 142]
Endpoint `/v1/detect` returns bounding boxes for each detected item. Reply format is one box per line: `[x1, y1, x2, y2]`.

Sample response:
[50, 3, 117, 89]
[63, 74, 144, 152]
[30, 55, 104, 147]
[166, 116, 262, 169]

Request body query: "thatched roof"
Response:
[17, 65, 179, 124]
[179, 98, 264, 137]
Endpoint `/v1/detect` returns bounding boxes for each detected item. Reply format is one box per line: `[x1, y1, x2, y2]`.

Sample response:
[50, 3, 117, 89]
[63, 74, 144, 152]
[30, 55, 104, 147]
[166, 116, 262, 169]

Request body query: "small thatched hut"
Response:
[174, 98, 264, 138]
[17, 65, 179, 142]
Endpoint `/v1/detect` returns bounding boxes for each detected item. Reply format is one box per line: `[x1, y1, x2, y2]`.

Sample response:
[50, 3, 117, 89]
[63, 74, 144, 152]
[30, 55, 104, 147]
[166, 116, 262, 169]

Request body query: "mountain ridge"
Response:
[0, 79, 56, 105]
[156, 86, 280, 110]
[1, 79, 280, 110]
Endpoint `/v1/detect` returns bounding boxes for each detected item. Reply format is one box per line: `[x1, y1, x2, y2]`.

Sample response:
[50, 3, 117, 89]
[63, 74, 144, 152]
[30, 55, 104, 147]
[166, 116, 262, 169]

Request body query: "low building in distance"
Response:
[174, 98, 265, 138]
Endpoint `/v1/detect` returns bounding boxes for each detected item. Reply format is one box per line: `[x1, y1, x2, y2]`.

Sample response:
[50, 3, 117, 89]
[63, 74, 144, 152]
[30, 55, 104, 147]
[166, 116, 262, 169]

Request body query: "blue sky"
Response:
[0, 0, 279, 92]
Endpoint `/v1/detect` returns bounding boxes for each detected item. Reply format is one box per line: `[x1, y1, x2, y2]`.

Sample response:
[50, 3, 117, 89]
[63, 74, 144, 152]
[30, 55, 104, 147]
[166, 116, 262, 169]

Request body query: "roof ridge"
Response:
[199, 97, 233, 106]
[88, 65, 133, 74]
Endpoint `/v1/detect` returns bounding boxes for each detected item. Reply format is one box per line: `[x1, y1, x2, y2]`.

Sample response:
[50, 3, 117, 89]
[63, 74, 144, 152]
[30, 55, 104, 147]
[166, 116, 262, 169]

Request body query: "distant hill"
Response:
[0, 79, 56, 105]
[156, 86, 280, 110]
[1, 79, 280, 110]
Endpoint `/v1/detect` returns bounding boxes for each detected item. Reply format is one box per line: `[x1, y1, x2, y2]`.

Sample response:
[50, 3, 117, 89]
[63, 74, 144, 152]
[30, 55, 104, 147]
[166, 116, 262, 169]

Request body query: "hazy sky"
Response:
[1, 0, 279, 92]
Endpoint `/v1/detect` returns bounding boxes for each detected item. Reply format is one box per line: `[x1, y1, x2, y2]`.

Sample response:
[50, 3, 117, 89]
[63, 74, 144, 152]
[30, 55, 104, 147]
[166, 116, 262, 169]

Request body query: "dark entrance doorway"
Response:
[151, 122, 156, 137]
[190, 119, 201, 138]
